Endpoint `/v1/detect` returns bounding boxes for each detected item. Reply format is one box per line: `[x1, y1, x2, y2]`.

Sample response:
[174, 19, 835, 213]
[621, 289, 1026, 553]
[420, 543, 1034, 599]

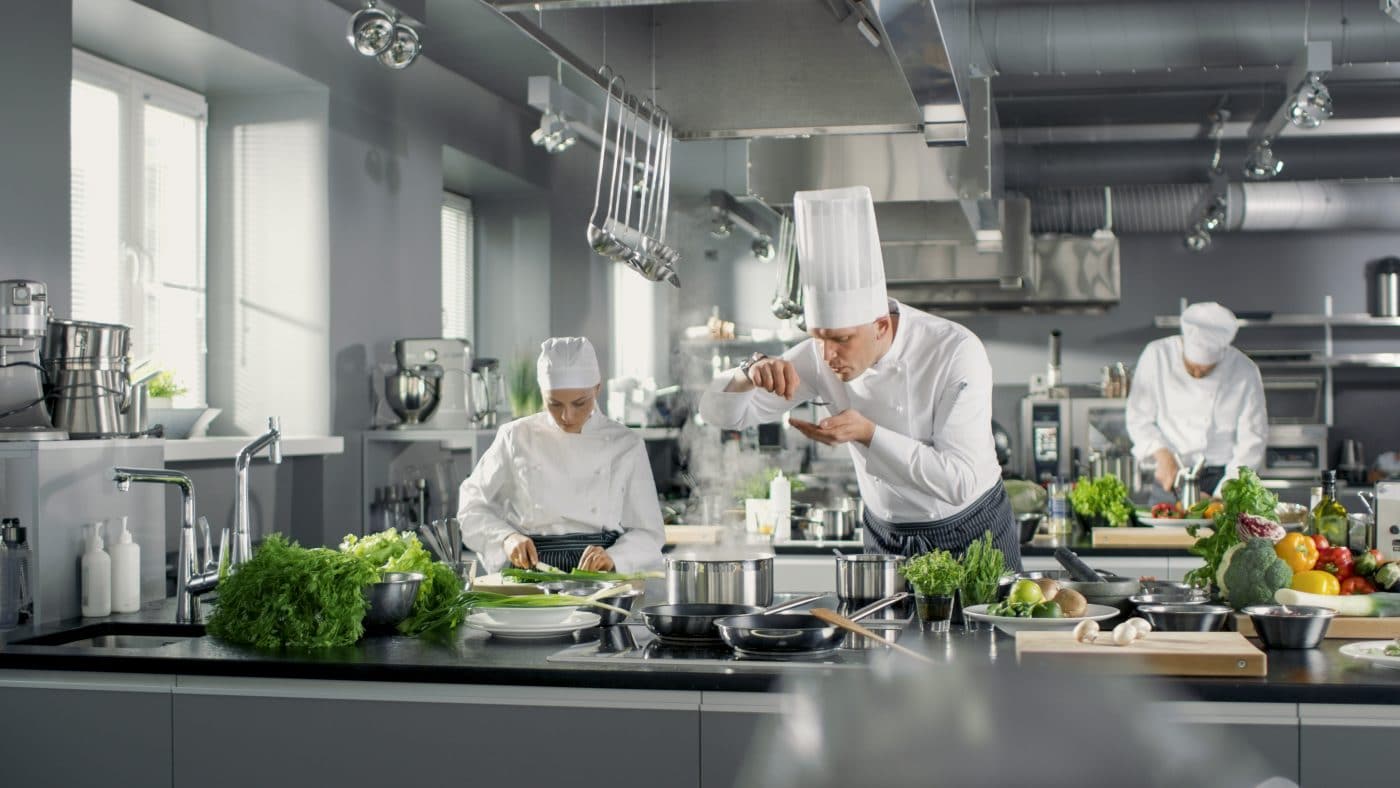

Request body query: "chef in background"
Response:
[458, 337, 664, 573]
[698, 186, 1019, 569]
[1126, 302, 1267, 500]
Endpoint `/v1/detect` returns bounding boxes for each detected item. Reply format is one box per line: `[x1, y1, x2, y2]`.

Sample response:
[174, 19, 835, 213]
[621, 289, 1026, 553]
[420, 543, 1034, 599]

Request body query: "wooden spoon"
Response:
[810, 608, 937, 665]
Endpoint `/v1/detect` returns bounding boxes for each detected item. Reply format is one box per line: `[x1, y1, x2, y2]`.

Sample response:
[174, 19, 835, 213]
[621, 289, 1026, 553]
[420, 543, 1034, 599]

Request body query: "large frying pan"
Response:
[640, 594, 825, 645]
[714, 593, 910, 658]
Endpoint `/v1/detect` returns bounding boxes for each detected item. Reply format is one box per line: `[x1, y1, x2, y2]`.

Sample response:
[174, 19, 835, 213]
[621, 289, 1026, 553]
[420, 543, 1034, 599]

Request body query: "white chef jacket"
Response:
[1126, 336, 1268, 495]
[457, 410, 665, 574]
[699, 301, 1003, 523]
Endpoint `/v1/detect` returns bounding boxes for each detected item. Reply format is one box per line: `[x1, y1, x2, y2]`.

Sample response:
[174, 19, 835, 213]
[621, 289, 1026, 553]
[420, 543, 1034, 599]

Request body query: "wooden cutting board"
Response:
[1235, 614, 1400, 640]
[1092, 526, 1209, 548]
[1016, 630, 1267, 677]
[665, 525, 726, 545]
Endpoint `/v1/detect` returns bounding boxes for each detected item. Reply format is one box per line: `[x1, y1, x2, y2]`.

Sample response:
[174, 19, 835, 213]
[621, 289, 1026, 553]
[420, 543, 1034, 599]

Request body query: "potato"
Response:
[1033, 578, 1060, 601]
[1056, 588, 1087, 617]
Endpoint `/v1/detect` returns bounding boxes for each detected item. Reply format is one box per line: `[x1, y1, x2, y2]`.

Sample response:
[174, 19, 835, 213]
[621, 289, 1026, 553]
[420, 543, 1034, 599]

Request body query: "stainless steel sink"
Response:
[14, 622, 206, 649]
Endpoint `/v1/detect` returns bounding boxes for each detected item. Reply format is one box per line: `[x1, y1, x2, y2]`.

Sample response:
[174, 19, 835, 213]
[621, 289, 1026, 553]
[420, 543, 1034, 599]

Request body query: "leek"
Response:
[1273, 588, 1400, 617]
[500, 568, 662, 583]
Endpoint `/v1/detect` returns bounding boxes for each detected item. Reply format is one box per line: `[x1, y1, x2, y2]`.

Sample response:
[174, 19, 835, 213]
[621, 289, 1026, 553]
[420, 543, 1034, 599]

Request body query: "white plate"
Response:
[466, 611, 600, 640]
[1339, 640, 1400, 670]
[474, 606, 582, 627]
[962, 603, 1121, 635]
[1137, 516, 1214, 528]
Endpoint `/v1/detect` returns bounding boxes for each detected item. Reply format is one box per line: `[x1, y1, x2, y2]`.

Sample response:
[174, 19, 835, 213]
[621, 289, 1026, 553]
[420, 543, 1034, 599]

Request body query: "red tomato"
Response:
[1341, 576, 1376, 595]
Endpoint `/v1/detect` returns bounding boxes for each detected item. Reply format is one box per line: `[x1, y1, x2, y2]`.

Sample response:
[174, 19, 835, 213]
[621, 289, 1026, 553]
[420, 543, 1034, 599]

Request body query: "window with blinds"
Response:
[441, 192, 474, 342]
[70, 51, 207, 405]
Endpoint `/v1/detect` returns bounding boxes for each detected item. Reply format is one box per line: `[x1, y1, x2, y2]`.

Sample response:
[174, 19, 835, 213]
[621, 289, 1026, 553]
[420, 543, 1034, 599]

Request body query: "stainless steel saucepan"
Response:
[665, 552, 774, 607]
[714, 593, 910, 658]
[639, 593, 825, 645]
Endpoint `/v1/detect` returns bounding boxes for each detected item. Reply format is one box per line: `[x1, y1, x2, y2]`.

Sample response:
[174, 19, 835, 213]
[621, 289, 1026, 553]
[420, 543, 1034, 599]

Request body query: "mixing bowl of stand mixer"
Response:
[385, 366, 441, 427]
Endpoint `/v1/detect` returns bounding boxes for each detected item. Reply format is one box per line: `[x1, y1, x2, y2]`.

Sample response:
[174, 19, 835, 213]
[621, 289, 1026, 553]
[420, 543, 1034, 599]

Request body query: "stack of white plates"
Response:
[465, 610, 600, 640]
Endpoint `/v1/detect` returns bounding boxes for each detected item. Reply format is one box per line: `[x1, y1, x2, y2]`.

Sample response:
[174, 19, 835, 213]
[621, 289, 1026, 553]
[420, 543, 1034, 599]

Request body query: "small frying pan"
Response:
[640, 593, 826, 645]
[714, 593, 910, 659]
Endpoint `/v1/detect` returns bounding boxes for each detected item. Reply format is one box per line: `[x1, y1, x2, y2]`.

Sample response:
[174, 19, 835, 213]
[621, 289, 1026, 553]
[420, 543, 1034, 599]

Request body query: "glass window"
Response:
[441, 192, 474, 342]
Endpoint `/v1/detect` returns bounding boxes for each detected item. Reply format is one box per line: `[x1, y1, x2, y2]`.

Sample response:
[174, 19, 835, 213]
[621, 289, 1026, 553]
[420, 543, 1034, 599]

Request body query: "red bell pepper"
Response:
[1341, 576, 1376, 595]
[1310, 534, 1330, 553]
[1318, 546, 1354, 581]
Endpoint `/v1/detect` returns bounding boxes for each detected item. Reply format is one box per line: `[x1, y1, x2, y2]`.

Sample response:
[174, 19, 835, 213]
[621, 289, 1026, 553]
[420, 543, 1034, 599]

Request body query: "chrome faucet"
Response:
[113, 467, 225, 622]
[233, 417, 282, 567]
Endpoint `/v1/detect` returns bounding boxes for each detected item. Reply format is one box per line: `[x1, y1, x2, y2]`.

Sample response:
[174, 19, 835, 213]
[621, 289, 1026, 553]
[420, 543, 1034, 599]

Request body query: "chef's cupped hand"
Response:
[578, 545, 616, 572]
[789, 410, 876, 448]
[503, 533, 538, 569]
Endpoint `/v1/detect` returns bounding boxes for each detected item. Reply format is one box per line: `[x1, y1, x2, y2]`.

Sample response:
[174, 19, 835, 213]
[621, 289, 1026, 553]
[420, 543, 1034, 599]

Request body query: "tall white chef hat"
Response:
[794, 186, 888, 330]
[537, 337, 600, 391]
[1180, 302, 1239, 365]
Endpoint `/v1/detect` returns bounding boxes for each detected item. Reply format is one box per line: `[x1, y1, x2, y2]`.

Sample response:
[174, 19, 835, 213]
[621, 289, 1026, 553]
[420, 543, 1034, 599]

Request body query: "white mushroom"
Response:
[1126, 617, 1153, 637]
[1073, 619, 1101, 643]
[1112, 622, 1139, 647]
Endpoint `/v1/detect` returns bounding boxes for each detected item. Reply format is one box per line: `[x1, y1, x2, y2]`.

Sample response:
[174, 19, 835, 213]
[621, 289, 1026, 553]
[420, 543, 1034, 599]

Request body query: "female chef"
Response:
[458, 337, 664, 573]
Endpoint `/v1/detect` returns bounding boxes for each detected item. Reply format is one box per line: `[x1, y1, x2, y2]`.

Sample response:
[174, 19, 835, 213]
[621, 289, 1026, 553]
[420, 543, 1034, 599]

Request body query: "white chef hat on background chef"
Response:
[537, 337, 600, 390]
[1180, 302, 1239, 365]
[794, 186, 888, 330]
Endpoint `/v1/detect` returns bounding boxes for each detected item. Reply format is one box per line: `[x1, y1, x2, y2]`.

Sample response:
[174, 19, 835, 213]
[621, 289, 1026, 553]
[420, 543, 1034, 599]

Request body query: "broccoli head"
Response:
[1216, 538, 1293, 609]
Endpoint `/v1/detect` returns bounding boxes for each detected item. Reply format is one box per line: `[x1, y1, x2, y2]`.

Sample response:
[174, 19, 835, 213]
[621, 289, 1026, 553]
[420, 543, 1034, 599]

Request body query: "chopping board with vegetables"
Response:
[1016, 631, 1267, 677]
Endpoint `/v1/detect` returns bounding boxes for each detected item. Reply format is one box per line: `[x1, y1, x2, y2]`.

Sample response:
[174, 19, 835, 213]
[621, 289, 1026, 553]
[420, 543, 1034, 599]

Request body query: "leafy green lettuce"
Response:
[340, 529, 465, 635]
[1068, 475, 1135, 526]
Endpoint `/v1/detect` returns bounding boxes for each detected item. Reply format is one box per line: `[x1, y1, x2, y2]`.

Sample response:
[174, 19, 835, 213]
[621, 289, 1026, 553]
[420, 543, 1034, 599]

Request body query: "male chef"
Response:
[1127, 301, 1268, 500]
[699, 186, 1019, 568]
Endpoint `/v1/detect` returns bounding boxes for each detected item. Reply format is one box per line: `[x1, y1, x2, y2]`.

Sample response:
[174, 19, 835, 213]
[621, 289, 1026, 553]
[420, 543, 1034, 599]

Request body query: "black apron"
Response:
[531, 532, 620, 572]
[1148, 465, 1226, 507]
[861, 481, 1022, 571]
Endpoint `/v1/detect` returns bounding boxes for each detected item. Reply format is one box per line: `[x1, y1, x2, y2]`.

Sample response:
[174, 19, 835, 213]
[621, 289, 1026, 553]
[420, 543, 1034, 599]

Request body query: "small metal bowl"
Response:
[538, 580, 615, 598]
[1017, 513, 1042, 544]
[1138, 580, 1209, 597]
[1241, 605, 1336, 649]
[1135, 603, 1233, 632]
[1130, 591, 1210, 607]
[363, 572, 425, 627]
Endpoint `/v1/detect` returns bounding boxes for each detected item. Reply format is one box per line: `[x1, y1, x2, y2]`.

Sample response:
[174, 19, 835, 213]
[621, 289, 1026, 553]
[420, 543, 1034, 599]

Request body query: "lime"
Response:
[1031, 601, 1063, 619]
[1008, 579, 1044, 606]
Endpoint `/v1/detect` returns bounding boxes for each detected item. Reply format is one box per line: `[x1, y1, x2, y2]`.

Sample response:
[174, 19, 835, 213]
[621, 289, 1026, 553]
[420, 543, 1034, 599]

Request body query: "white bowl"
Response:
[962, 603, 1121, 635]
[149, 407, 221, 438]
[476, 606, 582, 628]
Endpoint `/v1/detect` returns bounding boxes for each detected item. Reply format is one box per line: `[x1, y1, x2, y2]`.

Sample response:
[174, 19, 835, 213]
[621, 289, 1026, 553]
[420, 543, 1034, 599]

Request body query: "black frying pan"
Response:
[713, 593, 910, 658]
[639, 594, 826, 644]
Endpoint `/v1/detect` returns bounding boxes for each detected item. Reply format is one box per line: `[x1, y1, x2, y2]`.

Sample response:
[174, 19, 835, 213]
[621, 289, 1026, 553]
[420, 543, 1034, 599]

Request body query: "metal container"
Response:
[384, 368, 440, 426]
[835, 553, 906, 603]
[806, 505, 858, 541]
[587, 587, 645, 627]
[0, 281, 49, 337]
[665, 553, 774, 607]
[1375, 256, 1400, 318]
[1135, 603, 1233, 632]
[1242, 605, 1335, 649]
[42, 319, 134, 438]
[43, 319, 130, 364]
[363, 572, 425, 627]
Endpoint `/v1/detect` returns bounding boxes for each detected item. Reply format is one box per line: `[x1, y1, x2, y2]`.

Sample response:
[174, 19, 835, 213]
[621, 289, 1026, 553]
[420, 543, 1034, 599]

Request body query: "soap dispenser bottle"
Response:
[81, 521, 112, 617]
[109, 517, 141, 614]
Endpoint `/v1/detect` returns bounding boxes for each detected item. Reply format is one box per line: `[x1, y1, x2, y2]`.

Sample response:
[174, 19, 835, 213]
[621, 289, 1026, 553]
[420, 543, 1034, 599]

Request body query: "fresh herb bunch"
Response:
[958, 531, 1006, 607]
[1068, 475, 1135, 527]
[339, 529, 465, 635]
[208, 535, 379, 649]
[900, 549, 964, 597]
[1185, 467, 1278, 589]
[507, 357, 543, 417]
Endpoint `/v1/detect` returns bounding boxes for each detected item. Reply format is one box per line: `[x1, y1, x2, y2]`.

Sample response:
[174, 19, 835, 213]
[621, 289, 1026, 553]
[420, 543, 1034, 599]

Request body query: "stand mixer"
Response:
[0, 280, 65, 440]
[384, 338, 473, 429]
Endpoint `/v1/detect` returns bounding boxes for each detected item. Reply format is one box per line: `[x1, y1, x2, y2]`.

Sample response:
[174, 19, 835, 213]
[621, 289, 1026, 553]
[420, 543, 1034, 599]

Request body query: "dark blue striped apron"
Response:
[531, 532, 620, 572]
[861, 481, 1023, 571]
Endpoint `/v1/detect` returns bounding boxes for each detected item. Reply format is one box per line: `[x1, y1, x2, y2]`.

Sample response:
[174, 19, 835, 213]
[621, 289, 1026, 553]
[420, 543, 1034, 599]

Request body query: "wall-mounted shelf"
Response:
[1155, 313, 1400, 329]
[1252, 353, 1400, 370]
[362, 428, 497, 452]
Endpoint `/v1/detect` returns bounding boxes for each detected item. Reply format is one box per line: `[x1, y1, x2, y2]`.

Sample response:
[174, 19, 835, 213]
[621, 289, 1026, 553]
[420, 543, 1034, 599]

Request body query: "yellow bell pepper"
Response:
[1290, 570, 1340, 596]
[1275, 532, 1320, 574]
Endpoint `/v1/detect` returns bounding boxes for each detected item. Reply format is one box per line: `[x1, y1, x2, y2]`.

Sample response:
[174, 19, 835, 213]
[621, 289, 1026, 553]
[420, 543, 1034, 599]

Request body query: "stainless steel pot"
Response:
[804, 506, 858, 541]
[834, 553, 906, 603]
[42, 319, 135, 438]
[665, 552, 774, 607]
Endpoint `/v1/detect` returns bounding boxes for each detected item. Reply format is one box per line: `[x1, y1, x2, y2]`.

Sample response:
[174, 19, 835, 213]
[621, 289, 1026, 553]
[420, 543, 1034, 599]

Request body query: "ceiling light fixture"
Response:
[346, 2, 422, 69]
[1244, 140, 1284, 180]
[378, 23, 422, 70]
[530, 111, 578, 154]
[1183, 227, 1211, 253]
[1288, 74, 1333, 129]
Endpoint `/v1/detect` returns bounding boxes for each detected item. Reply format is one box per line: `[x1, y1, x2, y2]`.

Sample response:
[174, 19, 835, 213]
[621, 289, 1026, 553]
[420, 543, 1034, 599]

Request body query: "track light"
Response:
[530, 111, 578, 154]
[346, 3, 421, 69]
[752, 238, 775, 261]
[1183, 227, 1211, 253]
[1244, 140, 1284, 180]
[1288, 74, 1332, 129]
[709, 215, 733, 239]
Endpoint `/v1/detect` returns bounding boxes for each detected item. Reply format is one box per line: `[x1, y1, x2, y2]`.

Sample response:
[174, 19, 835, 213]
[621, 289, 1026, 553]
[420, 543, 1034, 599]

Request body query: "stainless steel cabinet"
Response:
[700, 692, 786, 788]
[1299, 704, 1400, 786]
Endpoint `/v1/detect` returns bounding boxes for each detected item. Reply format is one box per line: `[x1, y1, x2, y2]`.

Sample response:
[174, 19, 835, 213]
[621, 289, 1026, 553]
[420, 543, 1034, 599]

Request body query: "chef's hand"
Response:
[578, 545, 615, 572]
[730, 355, 801, 399]
[503, 534, 538, 569]
[1153, 448, 1179, 492]
[790, 410, 876, 447]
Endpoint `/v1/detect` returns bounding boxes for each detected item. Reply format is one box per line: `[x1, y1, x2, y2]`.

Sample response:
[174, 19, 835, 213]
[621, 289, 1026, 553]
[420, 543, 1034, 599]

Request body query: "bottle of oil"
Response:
[1310, 470, 1349, 547]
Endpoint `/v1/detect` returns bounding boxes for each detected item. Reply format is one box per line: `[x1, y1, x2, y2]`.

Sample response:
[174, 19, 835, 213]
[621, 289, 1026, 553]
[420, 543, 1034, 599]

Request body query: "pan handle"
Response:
[762, 593, 828, 615]
[848, 592, 911, 622]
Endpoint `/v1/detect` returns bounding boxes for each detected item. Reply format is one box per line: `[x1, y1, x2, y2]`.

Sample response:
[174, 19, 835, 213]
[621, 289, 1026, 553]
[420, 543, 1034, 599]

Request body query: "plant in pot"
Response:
[506, 357, 543, 419]
[900, 549, 963, 633]
[956, 531, 1007, 629]
[146, 370, 186, 409]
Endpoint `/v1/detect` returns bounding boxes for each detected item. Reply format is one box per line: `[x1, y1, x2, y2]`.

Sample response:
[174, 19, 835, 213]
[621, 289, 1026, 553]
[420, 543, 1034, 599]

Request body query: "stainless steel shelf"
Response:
[1156, 313, 1400, 329]
[1252, 353, 1400, 369]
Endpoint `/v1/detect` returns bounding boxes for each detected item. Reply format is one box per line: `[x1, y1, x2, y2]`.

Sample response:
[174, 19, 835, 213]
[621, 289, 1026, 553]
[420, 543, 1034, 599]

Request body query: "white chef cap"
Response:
[1180, 302, 1239, 365]
[537, 337, 600, 391]
[794, 186, 888, 330]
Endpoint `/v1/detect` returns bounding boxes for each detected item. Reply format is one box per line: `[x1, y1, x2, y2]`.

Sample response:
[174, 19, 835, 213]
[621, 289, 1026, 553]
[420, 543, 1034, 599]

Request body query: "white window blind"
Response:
[70, 51, 207, 405]
[441, 192, 473, 342]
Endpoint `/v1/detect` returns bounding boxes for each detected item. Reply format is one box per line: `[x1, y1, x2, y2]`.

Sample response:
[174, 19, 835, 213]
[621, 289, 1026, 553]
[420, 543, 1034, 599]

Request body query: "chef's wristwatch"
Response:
[739, 352, 768, 383]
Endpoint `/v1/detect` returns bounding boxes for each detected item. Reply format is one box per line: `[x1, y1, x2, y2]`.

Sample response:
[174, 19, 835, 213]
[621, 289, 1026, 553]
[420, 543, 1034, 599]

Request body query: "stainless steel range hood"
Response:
[482, 0, 971, 144]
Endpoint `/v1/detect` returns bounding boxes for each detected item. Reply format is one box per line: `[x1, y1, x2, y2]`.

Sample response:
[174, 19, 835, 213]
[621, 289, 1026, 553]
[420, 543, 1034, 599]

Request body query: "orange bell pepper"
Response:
[1275, 532, 1320, 574]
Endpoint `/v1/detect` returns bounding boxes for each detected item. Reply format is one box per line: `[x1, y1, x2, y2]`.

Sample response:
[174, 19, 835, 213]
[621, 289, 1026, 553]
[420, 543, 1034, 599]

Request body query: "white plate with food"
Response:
[1338, 640, 1400, 670]
[1137, 516, 1214, 528]
[465, 610, 601, 639]
[962, 603, 1121, 635]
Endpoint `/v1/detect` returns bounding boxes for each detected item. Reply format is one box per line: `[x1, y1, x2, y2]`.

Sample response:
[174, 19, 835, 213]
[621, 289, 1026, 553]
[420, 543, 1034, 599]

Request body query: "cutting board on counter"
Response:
[1092, 526, 1209, 548]
[1016, 631, 1267, 677]
[1236, 614, 1400, 640]
[665, 525, 726, 545]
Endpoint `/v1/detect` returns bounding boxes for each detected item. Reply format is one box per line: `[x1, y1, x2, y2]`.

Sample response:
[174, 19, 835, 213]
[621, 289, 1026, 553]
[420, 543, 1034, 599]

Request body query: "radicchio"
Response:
[1236, 512, 1286, 544]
